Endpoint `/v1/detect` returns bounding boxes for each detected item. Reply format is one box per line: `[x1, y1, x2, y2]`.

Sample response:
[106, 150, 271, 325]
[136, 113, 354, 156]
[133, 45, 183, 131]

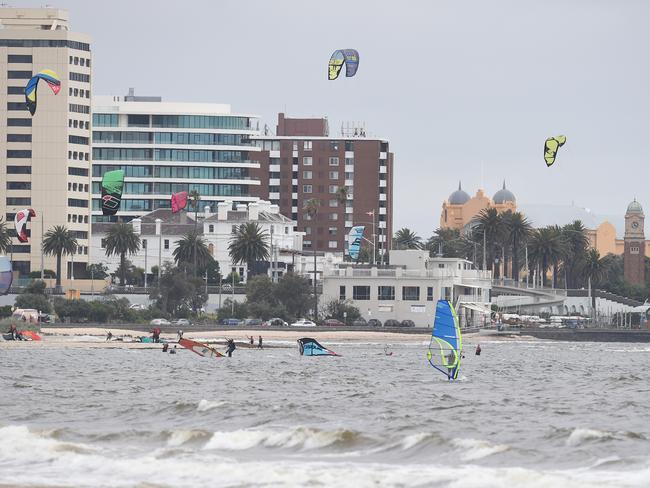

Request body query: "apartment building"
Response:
[0, 8, 92, 277]
[250, 113, 393, 257]
[91, 92, 262, 225]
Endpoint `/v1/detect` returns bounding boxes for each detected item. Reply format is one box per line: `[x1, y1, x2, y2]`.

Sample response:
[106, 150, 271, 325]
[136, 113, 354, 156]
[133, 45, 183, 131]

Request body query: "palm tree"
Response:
[393, 228, 422, 250]
[502, 211, 533, 283]
[189, 189, 201, 222]
[173, 231, 214, 272]
[472, 208, 504, 273]
[228, 222, 270, 278]
[0, 218, 11, 254]
[582, 248, 607, 315]
[303, 198, 320, 319]
[42, 225, 78, 289]
[561, 221, 589, 288]
[104, 223, 141, 286]
[528, 227, 564, 287]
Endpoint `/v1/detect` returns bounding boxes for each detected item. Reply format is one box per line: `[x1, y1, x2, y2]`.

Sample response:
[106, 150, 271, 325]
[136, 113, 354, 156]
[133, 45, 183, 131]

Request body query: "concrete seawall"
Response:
[523, 328, 650, 343]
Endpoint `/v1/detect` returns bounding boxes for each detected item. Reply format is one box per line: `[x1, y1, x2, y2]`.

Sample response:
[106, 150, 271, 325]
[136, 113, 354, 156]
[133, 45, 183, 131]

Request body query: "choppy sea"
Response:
[1, 339, 649, 487]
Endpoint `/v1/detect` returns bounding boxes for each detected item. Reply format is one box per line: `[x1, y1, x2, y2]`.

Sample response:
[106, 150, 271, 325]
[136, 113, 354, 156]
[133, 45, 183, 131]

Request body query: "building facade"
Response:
[440, 181, 516, 231]
[623, 200, 645, 285]
[0, 8, 92, 277]
[91, 92, 261, 224]
[322, 250, 492, 328]
[250, 113, 393, 257]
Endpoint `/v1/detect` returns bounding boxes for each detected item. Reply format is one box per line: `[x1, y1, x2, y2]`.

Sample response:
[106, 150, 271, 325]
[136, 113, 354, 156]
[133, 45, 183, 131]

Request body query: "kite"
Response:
[0, 256, 12, 295]
[25, 69, 61, 116]
[347, 225, 364, 260]
[297, 338, 340, 356]
[171, 191, 189, 214]
[101, 170, 125, 216]
[544, 135, 566, 167]
[14, 208, 36, 243]
[328, 49, 360, 80]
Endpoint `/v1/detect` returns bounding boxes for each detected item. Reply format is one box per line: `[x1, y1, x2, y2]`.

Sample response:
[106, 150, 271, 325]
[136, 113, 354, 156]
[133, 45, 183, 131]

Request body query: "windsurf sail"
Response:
[179, 338, 224, 358]
[347, 225, 364, 260]
[297, 337, 340, 356]
[427, 300, 462, 380]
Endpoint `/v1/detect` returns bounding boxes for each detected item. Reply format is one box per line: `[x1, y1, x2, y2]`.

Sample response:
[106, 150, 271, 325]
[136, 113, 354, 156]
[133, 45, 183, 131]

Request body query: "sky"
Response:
[16, 0, 650, 236]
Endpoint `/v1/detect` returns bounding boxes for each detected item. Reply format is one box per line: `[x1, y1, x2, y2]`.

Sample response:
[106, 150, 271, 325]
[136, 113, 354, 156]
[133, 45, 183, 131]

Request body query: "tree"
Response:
[0, 217, 11, 254]
[393, 228, 422, 250]
[173, 231, 214, 273]
[42, 225, 78, 289]
[15, 280, 52, 314]
[472, 208, 504, 272]
[104, 223, 141, 286]
[274, 272, 312, 319]
[150, 264, 207, 316]
[561, 221, 589, 288]
[528, 227, 565, 287]
[502, 211, 533, 282]
[245, 275, 286, 320]
[582, 248, 607, 313]
[324, 299, 361, 324]
[216, 297, 248, 320]
[228, 222, 270, 279]
[87, 263, 109, 280]
[189, 189, 201, 222]
[425, 228, 474, 259]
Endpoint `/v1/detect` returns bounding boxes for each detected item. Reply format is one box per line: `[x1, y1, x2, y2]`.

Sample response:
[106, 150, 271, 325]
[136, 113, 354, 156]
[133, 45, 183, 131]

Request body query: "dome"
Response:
[627, 199, 643, 214]
[493, 180, 516, 204]
[448, 181, 470, 205]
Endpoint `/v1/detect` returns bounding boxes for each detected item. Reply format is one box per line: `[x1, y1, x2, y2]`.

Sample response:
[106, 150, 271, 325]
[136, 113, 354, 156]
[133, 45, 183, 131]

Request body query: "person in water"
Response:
[170, 345, 177, 354]
[258, 335, 263, 349]
[162, 343, 169, 352]
[225, 339, 236, 357]
[106, 331, 113, 341]
[475, 344, 482, 356]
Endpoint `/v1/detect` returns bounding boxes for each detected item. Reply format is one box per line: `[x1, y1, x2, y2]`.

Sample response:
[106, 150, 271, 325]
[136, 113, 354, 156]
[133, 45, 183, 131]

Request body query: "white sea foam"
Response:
[566, 428, 615, 447]
[204, 426, 355, 451]
[197, 399, 225, 412]
[166, 430, 207, 447]
[451, 437, 510, 461]
[399, 432, 436, 450]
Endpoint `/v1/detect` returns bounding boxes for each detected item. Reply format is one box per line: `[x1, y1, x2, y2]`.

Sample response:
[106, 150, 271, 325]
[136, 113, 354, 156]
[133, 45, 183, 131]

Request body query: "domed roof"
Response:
[627, 199, 643, 214]
[493, 181, 516, 204]
[448, 181, 470, 205]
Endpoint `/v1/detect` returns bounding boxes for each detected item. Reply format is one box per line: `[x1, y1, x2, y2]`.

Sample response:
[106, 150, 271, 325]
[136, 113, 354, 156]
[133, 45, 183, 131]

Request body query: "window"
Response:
[328, 240, 337, 249]
[6, 197, 31, 206]
[7, 150, 31, 158]
[345, 158, 354, 166]
[442, 287, 452, 301]
[329, 157, 339, 166]
[7, 118, 31, 127]
[69, 72, 90, 83]
[8, 54, 32, 63]
[7, 71, 32, 79]
[378, 286, 395, 301]
[304, 240, 312, 248]
[0, 40, 90, 50]
[69, 103, 90, 114]
[402, 286, 420, 301]
[7, 166, 31, 174]
[329, 199, 338, 207]
[7, 102, 26, 110]
[345, 141, 354, 151]
[427, 287, 434, 301]
[7, 181, 31, 190]
[142, 239, 147, 249]
[93, 114, 118, 127]
[302, 185, 312, 193]
[329, 185, 338, 194]
[7, 134, 31, 143]
[303, 141, 312, 150]
[329, 171, 339, 179]
[128, 114, 149, 127]
[339, 286, 346, 300]
[330, 213, 338, 220]
[353, 286, 371, 300]
[68, 198, 88, 208]
[302, 156, 313, 166]
[69, 135, 89, 145]
[302, 171, 312, 179]
[7, 86, 24, 95]
[164, 239, 170, 250]
[330, 141, 339, 151]
[208, 224, 214, 232]
[68, 167, 88, 176]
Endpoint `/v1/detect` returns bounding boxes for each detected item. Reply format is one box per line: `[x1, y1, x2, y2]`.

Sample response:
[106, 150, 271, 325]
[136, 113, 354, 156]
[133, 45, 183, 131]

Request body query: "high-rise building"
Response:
[91, 92, 262, 223]
[0, 8, 92, 278]
[250, 113, 393, 257]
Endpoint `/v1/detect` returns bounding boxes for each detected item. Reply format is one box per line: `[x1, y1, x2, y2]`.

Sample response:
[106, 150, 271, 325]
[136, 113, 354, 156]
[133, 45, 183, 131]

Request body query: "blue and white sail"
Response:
[298, 338, 340, 356]
[347, 225, 365, 260]
[427, 300, 462, 380]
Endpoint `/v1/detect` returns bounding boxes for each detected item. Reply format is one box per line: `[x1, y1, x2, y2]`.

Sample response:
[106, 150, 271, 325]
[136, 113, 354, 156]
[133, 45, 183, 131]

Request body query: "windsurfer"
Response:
[225, 339, 236, 357]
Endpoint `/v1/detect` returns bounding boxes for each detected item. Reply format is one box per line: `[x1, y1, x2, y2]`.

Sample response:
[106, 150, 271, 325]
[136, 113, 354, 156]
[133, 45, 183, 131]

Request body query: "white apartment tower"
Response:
[0, 8, 92, 278]
[91, 93, 262, 223]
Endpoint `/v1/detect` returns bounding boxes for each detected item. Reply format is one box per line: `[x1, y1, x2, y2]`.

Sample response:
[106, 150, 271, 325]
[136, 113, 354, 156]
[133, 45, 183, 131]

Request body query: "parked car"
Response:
[221, 318, 241, 326]
[150, 318, 171, 327]
[400, 319, 416, 328]
[367, 319, 382, 327]
[129, 303, 146, 311]
[291, 318, 317, 327]
[172, 318, 191, 327]
[266, 317, 289, 327]
[244, 318, 263, 327]
[352, 317, 368, 326]
[383, 319, 401, 328]
[322, 318, 345, 327]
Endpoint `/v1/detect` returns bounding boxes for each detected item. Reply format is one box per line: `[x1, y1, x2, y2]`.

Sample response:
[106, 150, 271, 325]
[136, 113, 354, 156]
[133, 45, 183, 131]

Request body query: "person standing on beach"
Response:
[258, 335, 263, 349]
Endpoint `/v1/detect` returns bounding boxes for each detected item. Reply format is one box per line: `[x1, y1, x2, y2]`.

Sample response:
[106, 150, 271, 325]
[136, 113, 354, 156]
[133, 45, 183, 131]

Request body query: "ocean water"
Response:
[1, 339, 649, 487]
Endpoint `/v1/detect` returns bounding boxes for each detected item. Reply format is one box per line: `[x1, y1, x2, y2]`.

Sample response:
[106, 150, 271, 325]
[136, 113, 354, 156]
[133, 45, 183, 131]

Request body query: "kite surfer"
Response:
[258, 335, 263, 349]
[475, 344, 482, 356]
[106, 331, 113, 341]
[384, 345, 393, 356]
[170, 345, 177, 354]
[225, 339, 236, 357]
[162, 343, 169, 352]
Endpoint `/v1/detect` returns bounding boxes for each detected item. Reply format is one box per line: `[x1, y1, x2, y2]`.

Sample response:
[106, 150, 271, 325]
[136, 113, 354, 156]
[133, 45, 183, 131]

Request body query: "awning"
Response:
[459, 302, 492, 314]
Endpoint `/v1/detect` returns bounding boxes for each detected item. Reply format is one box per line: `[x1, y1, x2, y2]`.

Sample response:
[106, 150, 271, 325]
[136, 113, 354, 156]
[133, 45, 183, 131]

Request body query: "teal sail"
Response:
[427, 300, 462, 380]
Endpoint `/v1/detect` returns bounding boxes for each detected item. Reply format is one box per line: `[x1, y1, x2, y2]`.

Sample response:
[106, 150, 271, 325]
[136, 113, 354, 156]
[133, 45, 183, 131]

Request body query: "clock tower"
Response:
[623, 199, 645, 285]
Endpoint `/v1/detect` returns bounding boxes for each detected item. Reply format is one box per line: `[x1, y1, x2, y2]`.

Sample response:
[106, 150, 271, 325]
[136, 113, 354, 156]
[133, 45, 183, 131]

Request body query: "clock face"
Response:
[632, 221, 639, 229]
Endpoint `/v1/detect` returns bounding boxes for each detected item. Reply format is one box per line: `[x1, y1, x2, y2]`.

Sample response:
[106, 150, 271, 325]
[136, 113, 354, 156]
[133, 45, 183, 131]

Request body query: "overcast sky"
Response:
[19, 0, 650, 236]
